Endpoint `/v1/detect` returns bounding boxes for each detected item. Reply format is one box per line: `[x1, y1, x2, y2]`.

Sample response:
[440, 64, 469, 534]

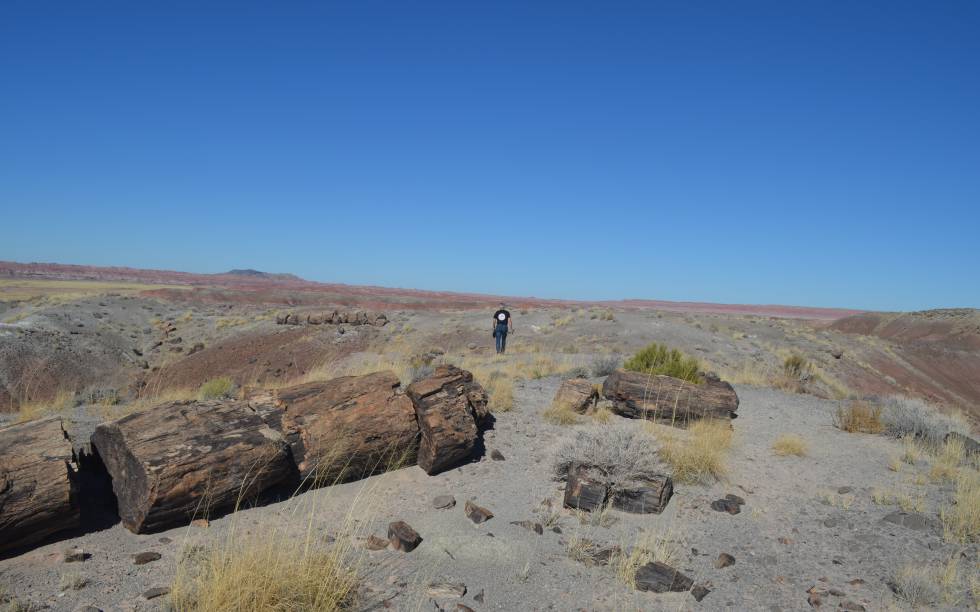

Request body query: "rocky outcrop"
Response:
[0, 417, 80, 553]
[552, 378, 598, 414]
[406, 365, 490, 474]
[91, 400, 294, 533]
[274, 371, 419, 484]
[601, 369, 738, 425]
[276, 310, 388, 327]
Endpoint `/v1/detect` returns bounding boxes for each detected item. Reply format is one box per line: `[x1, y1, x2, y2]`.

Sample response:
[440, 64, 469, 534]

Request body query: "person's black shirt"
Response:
[493, 309, 511, 326]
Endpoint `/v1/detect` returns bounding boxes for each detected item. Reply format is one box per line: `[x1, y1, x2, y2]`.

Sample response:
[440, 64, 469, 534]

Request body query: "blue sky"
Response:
[1, 2, 978, 311]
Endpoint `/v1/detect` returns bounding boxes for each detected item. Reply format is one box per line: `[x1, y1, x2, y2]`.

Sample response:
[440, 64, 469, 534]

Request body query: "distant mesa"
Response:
[222, 269, 303, 281]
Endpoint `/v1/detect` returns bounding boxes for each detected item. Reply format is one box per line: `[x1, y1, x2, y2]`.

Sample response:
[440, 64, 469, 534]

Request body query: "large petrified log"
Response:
[601, 369, 738, 425]
[406, 365, 490, 475]
[91, 400, 294, 533]
[0, 417, 80, 553]
[275, 371, 419, 484]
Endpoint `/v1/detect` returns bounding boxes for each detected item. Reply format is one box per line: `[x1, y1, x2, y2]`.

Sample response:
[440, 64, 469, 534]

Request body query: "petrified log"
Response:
[610, 474, 673, 514]
[388, 520, 422, 552]
[91, 400, 294, 533]
[406, 365, 490, 475]
[552, 378, 598, 414]
[0, 417, 79, 553]
[275, 371, 419, 484]
[563, 465, 608, 511]
[634, 561, 694, 593]
[601, 369, 738, 425]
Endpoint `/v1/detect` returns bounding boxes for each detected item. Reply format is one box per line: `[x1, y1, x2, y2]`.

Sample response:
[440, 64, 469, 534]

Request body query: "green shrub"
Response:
[623, 343, 701, 383]
[198, 377, 235, 400]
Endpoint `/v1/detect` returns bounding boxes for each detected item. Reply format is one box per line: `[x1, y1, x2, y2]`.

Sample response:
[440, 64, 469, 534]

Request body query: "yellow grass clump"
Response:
[14, 389, 74, 423]
[940, 466, 980, 543]
[199, 377, 235, 400]
[929, 437, 965, 482]
[484, 375, 514, 413]
[772, 433, 808, 457]
[651, 419, 733, 484]
[615, 527, 680, 589]
[832, 401, 883, 433]
[543, 401, 579, 425]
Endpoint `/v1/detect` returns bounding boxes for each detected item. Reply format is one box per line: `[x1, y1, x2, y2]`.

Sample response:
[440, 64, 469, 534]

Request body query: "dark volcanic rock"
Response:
[133, 551, 162, 565]
[634, 562, 694, 593]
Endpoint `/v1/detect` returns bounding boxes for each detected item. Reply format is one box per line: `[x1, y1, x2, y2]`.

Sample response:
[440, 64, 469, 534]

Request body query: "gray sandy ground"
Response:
[2, 376, 975, 611]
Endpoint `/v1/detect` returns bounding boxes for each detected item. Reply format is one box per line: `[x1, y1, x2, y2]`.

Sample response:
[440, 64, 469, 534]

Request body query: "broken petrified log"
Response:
[563, 465, 609, 511]
[275, 371, 419, 484]
[552, 378, 598, 414]
[609, 474, 673, 514]
[634, 561, 694, 593]
[406, 365, 490, 475]
[601, 369, 738, 425]
[91, 400, 294, 533]
[0, 417, 80, 554]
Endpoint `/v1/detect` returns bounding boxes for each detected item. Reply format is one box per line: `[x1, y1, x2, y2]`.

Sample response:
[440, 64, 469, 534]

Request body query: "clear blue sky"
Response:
[2, 2, 978, 311]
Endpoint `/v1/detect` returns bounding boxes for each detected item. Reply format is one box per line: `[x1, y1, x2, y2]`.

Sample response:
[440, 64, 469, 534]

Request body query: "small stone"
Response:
[456, 605, 475, 612]
[473, 589, 485, 603]
[388, 521, 422, 552]
[426, 581, 466, 598]
[490, 449, 505, 461]
[158, 537, 172, 544]
[433, 495, 457, 509]
[823, 518, 839, 528]
[808, 593, 822, 608]
[190, 518, 209, 528]
[847, 578, 865, 586]
[551, 526, 562, 534]
[711, 499, 741, 514]
[143, 587, 170, 600]
[837, 486, 853, 494]
[64, 547, 87, 563]
[838, 600, 865, 611]
[134, 551, 162, 565]
[725, 493, 746, 506]
[464, 500, 494, 524]
[366, 535, 389, 551]
[829, 588, 845, 596]
[882, 511, 929, 531]
[715, 553, 736, 568]
[691, 584, 711, 601]
[778, 537, 794, 545]
[74, 607, 102, 612]
[510, 520, 543, 535]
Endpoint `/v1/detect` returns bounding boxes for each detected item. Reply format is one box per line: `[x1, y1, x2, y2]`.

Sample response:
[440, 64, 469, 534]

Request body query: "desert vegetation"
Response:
[623, 343, 701, 383]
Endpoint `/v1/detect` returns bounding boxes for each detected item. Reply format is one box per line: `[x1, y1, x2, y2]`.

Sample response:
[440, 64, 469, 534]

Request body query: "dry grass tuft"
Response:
[772, 433, 808, 457]
[940, 466, 980, 543]
[484, 375, 514, 413]
[651, 419, 733, 484]
[14, 389, 74, 423]
[591, 406, 613, 424]
[929, 437, 965, 482]
[623, 343, 701, 384]
[543, 401, 580, 425]
[832, 401, 883, 433]
[198, 377, 236, 401]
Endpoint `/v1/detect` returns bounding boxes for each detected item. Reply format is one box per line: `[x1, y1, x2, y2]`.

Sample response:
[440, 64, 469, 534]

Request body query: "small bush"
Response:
[553, 424, 664, 483]
[772, 434, 808, 456]
[929, 437, 965, 482]
[832, 401, 883, 433]
[892, 565, 943, 607]
[623, 343, 700, 384]
[561, 366, 590, 380]
[198, 377, 235, 400]
[408, 363, 434, 383]
[652, 419, 733, 484]
[485, 375, 514, 413]
[590, 355, 621, 378]
[880, 396, 969, 447]
[543, 402, 580, 426]
[782, 354, 808, 379]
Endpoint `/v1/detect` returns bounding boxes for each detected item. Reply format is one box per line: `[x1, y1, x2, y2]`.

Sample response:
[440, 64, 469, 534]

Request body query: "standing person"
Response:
[492, 303, 513, 354]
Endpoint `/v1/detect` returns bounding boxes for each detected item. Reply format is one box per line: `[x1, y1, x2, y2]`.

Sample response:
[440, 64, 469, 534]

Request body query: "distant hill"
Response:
[224, 269, 303, 281]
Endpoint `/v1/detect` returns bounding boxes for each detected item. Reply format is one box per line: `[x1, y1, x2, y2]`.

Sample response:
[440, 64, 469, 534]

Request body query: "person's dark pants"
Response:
[495, 324, 508, 353]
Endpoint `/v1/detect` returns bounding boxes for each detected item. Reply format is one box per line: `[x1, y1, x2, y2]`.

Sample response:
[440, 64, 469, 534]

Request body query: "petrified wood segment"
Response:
[275, 371, 419, 484]
[610, 474, 673, 514]
[91, 400, 293, 533]
[601, 369, 738, 425]
[406, 366, 490, 475]
[0, 417, 79, 553]
[563, 466, 608, 512]
[552, 378, 598, 414]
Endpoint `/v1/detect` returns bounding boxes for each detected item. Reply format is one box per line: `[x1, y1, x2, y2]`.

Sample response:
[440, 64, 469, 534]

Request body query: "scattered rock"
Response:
[847, 578, 865, 586]
[881, 511, 929, 531]
[634, 562, 694, 593]
[830, 348, 844, 359]
[807, 592, 822, 608]
[691, 584, 711, 602]
[710, 499, 742, 514]
[158, 537, 172, 544]
[64, 547, 87, 563]
[388, 521, 422, 552]
[838, 600, 865, 611]
[366, 535, 389, 551]
[473, 589, 485, 603]
[837, 486, 853, 494]
[433, 495, 457, 509]
[456, 605, 475, 612]
[778, 537, 794, 545]
[715, 553, 736, 568]
[464, 500, 494, 524]
[133, 551, 162, 565]
[725, 493, 746, 506]
[74, 607, 102, 612]
[510, 520, 543, 535]
[489, 449, 505, 461]
[143, 587, 170, 600]
[426, 581, 466, 598]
